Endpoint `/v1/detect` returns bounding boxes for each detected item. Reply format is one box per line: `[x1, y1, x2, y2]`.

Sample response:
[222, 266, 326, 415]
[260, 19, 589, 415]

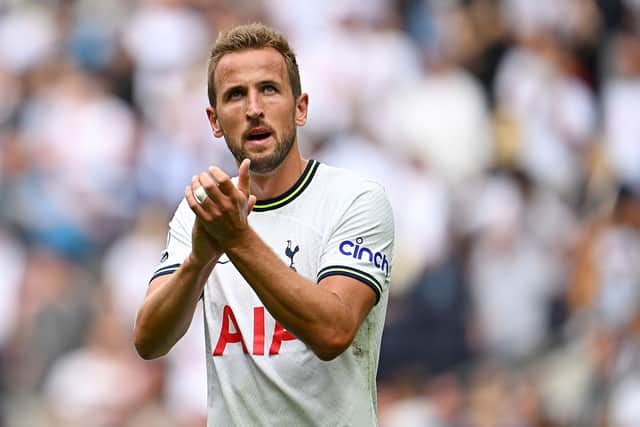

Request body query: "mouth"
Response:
[245, 127, 273, 144]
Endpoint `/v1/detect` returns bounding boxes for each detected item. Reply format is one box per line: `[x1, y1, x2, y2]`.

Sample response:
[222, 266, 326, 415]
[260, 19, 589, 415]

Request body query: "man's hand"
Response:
[186, 158, 257, 251]
[185, 176, 221, 267]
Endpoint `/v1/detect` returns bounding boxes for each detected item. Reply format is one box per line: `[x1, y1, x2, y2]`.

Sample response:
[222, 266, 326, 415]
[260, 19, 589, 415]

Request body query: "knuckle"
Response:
[221, 202, 233, 213]
[212, 167, 229, 181]
[198, 172, 210, 183]
[210, 210, 222, 221]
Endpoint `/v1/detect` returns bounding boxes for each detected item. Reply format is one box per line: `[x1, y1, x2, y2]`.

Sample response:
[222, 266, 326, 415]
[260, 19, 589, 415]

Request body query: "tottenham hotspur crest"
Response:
[285, 240, 299, 271]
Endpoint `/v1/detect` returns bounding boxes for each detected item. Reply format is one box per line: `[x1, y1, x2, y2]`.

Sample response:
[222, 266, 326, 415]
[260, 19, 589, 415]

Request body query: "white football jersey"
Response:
[152, 160, 394, 426]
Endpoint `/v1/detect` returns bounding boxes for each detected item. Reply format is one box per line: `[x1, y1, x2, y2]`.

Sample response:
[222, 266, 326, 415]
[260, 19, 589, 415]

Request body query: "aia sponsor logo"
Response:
[213, 306, 296, 356]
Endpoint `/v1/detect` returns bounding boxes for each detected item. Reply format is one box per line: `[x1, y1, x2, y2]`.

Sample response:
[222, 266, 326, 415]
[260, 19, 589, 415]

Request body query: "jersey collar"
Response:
[252, 159, 320, 212]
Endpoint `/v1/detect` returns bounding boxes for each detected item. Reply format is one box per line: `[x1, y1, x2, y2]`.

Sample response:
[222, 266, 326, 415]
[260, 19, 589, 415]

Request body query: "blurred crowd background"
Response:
[1, 0, 640, 426]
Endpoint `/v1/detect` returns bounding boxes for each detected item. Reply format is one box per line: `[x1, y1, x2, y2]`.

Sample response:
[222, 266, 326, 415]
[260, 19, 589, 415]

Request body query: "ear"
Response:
[294, 93, 309, 127]
[206, 106, 225, 138]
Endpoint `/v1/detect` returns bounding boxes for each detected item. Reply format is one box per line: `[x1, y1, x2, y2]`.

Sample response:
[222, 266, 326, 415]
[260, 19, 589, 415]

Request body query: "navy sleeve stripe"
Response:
[317, 265, 382, 304]
[149, 266, 180, 284]
[153, 263, 181, 274]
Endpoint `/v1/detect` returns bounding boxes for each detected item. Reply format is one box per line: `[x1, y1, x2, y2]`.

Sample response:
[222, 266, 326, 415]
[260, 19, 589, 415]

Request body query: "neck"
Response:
[249, 147, 308, 201]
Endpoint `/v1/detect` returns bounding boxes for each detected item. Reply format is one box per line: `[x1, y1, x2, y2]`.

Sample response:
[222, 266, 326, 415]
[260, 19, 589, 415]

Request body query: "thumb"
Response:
[237, 158, 251, 197]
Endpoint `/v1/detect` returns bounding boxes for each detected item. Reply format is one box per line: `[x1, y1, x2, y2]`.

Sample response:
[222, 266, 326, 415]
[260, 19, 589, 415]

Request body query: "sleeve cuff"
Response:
[149, 263, 181, 283]
[317, 265, 382, 304]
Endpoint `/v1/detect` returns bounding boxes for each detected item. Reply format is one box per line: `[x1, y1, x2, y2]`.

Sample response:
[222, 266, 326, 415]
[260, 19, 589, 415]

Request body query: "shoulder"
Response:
[316, 162, 387, 199]
[315, 162, 393, 228]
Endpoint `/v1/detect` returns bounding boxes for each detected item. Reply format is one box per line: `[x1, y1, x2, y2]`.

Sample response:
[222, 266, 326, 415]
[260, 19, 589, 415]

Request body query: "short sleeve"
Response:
[317, 183, 394, 303]
[149, 199, 194, 283]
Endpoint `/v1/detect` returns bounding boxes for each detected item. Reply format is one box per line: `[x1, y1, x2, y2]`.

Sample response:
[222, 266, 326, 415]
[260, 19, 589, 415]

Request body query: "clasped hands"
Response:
[185, 158, 257, 261]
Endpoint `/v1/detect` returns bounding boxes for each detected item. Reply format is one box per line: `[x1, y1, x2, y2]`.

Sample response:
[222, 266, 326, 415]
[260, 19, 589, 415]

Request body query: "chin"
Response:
[246, 152, 287, 174]
[249, 160, 280, 174]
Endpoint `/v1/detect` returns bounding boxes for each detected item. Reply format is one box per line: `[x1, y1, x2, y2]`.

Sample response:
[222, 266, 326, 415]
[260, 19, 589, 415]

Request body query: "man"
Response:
[134, 23, 394, 426]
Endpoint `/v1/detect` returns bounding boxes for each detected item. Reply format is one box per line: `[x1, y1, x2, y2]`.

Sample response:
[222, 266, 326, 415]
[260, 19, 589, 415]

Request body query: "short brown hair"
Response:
[207, 23, 301, 108]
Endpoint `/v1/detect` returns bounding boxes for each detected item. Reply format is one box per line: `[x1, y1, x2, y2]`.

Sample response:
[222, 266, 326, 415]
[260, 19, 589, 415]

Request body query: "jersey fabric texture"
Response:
[152, 160, 395, 427]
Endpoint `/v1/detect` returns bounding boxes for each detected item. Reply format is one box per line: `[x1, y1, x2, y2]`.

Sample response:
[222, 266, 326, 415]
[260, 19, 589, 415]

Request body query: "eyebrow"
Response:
[259, 80, 281, 87]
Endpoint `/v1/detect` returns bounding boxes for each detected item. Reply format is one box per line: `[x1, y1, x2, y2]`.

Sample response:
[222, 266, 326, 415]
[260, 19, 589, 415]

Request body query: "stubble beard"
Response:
[225, 124, 297, 174]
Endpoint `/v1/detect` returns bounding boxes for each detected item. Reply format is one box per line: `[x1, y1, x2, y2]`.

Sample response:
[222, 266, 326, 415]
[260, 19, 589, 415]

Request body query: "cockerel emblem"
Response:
[285, 240, 299, 271]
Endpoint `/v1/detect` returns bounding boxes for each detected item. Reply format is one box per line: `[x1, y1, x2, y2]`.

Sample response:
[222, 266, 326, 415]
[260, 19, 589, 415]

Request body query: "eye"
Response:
[263, 85, 277, 94]
[227, 88, 243, 100]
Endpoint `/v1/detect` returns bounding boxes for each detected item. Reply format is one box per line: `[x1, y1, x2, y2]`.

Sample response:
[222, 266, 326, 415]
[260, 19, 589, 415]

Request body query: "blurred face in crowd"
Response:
[207, 47, 308, 174]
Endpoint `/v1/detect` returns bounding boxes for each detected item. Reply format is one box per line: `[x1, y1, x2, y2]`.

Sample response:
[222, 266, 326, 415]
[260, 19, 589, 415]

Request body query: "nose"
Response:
[246, 90, 264, 120]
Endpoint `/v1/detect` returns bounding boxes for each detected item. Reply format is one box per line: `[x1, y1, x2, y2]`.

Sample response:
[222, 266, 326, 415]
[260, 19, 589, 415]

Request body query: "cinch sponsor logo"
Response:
[339, 237, 389, 276]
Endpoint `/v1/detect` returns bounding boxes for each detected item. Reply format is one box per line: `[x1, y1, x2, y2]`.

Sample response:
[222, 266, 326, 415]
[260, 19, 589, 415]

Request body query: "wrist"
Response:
[223, 226, 254, 254]
[186, 251, 220, 271]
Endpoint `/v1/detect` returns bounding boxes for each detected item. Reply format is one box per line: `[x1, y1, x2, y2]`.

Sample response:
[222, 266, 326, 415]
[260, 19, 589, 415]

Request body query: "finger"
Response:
[237, 158, 251, 197]
[247, 194, 257, 214]
[208, 166, 235, 197]
[186, 182, 206, 214]
[194, 186, 208, 204]
[188, 176, 219, 220]
[198, 169, 225, 205]
[191, 174, 210, 205]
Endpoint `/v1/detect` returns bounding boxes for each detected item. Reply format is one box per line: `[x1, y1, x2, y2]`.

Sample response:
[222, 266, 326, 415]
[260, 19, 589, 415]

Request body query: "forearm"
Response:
[134, 254, 217, 359]
[225, 229, 355, 360]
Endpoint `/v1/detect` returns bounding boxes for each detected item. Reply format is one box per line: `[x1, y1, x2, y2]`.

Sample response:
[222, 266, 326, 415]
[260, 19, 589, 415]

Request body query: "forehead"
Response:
[214, 47, 288, 90]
